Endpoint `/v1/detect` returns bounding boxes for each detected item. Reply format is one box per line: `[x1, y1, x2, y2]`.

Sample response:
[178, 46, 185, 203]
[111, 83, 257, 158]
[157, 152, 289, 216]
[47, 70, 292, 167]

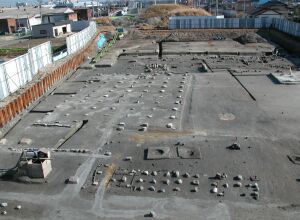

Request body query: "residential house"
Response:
[235, 0, 255, 14]
[0, 7, 42, 34]
[0, 18, 16, 34]
[42, 8, 78, 24]
[74, 8, 93, 21]
[250, 0, 291, 19]
[31, 21, 71, 38]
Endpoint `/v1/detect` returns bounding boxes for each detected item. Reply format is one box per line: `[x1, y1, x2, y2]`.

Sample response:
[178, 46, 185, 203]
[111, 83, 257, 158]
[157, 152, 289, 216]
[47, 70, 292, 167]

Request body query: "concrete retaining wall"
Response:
[0, 32, 99, 128]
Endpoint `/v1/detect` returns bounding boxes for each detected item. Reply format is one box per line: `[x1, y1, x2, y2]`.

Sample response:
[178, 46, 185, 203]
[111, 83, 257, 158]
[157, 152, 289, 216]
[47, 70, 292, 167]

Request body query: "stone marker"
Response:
[0, 203, 8, 207]
[0, 139, 7, 145]
[217, 192, 224, 197]
[137, 178, 144, 183]
[170, 115, 176, 119]
[158, 189, 165, 193]
[149, 186, 156, 191]
[211, 182, 218, 187]
[234, 182, 242, 187]
[191, 187, 198, 192]
[173, 187, 181, 192]
[191, 180, 200, 185]
[19, 138, 32, 145]
[211, 187, 218, 193]
[121, 176, 127, 182]
[164, 179, 170, 185]
[175, 179, 183, 184]
[68, 176, 79, 184]
[137, 186, 144, 191]
[146, 211, 156, 218]
[165, 172, 171, 177]
[1, 211, 7, 215]
[150, 179, 157, 184]
[252, 192, 259, 200]
[15, 205, 21, 210]
[235, 175, 243, 181]
[92, 181, 99, 186]
[104, 151, 112, 156]
[152, 171, 158, 176]
[124, 156, 132, 161]
[141, 123, 149, 128]
[142, 171, 149, 175]
[223, 183, 229, 188]
[166, 123, 173, 128]
[183, 172, 190, 178]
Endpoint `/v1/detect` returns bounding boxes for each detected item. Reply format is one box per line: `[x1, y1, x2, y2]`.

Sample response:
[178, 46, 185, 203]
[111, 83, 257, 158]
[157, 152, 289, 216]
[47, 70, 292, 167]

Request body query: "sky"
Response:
[0, 0, 43, 7]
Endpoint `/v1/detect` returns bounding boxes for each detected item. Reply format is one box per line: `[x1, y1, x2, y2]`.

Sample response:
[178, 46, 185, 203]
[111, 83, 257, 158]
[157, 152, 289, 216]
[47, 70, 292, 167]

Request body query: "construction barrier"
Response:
[168, 17, 300, 38]
[0, 24, 99, 128]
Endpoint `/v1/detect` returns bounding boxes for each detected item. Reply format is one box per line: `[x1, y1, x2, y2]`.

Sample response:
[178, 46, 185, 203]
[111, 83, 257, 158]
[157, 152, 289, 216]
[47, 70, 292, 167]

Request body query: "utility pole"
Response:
[243, 0, 246, 17]
[216, 0, 218, 16]
[38, 0, 42, 20]
[97, 0, 100, 17]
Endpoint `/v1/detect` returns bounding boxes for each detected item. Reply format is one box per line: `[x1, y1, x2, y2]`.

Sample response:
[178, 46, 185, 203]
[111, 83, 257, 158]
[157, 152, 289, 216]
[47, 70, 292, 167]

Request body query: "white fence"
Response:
[0, 22, 97, 100]
[66, 21, 97, 55]
[0, 42, 52, 99]
[168, 17, 300, 38]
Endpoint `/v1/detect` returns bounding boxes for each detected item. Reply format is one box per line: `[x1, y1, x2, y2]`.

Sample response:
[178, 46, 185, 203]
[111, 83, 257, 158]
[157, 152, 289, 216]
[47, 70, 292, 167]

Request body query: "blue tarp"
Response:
[97, 34, 106, 49]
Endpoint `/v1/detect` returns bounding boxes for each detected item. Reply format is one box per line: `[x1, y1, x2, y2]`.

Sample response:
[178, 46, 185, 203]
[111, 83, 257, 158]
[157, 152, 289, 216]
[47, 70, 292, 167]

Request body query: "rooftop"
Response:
[0, 7, 74, 19]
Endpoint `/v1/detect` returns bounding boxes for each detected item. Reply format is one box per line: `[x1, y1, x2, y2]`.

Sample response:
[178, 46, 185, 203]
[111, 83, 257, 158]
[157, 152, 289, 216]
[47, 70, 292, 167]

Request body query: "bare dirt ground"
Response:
[0, 31, 300, 220]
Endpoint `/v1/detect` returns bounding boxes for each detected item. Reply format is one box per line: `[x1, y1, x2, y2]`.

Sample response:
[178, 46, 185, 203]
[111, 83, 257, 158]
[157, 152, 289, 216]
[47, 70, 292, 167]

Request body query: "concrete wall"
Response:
[259, 29, 300, 55]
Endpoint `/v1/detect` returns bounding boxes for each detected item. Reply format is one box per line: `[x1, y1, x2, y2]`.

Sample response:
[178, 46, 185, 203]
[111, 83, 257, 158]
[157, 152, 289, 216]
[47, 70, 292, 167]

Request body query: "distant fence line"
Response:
[168, 17, 300, 38]
[0, 21, 97, 100]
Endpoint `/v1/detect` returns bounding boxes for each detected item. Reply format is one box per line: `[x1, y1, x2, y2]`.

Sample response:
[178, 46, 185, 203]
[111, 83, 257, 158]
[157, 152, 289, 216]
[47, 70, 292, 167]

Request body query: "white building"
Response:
[31, 21, 71, 38]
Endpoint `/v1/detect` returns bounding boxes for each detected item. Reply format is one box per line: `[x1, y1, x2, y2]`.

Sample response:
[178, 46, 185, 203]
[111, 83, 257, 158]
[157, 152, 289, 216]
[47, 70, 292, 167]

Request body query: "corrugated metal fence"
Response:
[0, 21, 97, 100]
[168, 17, 300, 38]
[66, 21, 97, 55]
[0, 42, 52, 99]
[272, 18, 300, 38]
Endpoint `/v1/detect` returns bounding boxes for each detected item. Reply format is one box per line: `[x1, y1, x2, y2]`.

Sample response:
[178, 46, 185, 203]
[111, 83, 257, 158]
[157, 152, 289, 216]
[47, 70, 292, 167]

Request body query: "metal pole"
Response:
[216, 0, 218, 16]
[97, 0, 100, 17]
[243, 0, 246, 17]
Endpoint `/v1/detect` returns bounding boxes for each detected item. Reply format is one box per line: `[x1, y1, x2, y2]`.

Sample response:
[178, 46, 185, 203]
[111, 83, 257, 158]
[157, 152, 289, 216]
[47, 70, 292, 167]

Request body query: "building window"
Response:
[40, 30, 47, 34]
